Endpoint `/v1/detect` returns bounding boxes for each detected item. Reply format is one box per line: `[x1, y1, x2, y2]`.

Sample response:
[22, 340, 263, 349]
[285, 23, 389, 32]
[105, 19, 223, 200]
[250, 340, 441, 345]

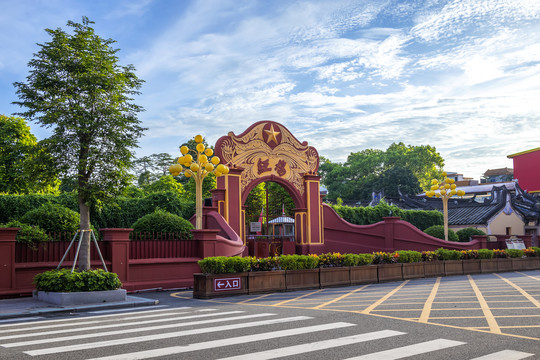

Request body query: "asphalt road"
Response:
[0, 271, 538, 359]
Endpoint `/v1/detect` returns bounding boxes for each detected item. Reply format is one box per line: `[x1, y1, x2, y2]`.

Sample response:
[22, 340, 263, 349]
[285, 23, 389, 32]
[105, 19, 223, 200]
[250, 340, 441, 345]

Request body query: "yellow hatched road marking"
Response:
[468, 275, 501, 334]
[515, 271, 540, 281]
[419, 277, 440, 323]
[312, 285, 370, 309]
[361, 280, 409, 314]
[271, 289, 325, 306]
[236, 293, 273, 304]
[494, 273, 540, 308]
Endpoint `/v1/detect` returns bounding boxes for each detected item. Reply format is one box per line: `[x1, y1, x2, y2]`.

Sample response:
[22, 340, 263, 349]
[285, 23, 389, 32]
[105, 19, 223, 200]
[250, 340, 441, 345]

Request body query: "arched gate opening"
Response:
[212, 121, 324, 254]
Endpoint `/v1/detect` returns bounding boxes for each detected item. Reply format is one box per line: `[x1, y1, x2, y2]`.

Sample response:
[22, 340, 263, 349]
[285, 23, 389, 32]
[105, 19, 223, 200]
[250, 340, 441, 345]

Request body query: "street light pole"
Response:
[169, 135, 229, 230]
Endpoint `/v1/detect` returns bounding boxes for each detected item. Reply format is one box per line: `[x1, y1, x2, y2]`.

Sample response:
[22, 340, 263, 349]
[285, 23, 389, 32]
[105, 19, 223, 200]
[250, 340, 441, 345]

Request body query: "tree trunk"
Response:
[78, 196, 91, 271]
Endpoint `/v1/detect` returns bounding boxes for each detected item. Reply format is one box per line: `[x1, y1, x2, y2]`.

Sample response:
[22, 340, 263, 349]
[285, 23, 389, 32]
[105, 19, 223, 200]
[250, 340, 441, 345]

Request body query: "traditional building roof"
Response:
[483, 167, 513, 177]
[268, 216, 295, 224]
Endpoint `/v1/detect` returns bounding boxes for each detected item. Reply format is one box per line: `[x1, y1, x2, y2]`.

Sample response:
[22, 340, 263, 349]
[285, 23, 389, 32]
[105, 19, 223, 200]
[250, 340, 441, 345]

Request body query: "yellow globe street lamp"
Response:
[169, 135, 229, 230]
[425, 172, 466, 241]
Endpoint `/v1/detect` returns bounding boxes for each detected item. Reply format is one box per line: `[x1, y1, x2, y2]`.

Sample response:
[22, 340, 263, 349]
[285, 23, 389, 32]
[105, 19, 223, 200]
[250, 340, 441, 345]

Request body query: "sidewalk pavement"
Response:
[0, 295, 159, 320]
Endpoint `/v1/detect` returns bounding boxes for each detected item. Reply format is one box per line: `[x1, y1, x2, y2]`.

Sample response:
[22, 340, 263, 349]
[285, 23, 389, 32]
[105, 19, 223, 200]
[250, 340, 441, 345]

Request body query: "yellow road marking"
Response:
[516, 272, 540, 281]
[271, 289, 325, 306]
[170, 292, 192, 299]
[494, 274, 540, 308]
[419, 277, 440, 323]
[361, 280, 409, 314]
[236, 293, 273, 303]
[468, 275, 501, 334]
[312, 285, 369, 309]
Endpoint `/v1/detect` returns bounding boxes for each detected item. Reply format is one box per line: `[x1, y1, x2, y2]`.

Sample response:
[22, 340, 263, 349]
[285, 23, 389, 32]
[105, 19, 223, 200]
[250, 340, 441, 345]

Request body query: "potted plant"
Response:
[319, 253, 350, 288]
[248, 256, 285, 294]
[422, 251, 444, 277]
[281, 255, 320, 291]
[398, 251, 424, 279]
[349, 254, 378, 285]
[461, 250, 481, 274]
[373, 252, 402, 282]
[33, 268, 124, 305]
[437, 248, 463, 276]
[194, 257, 250, 299]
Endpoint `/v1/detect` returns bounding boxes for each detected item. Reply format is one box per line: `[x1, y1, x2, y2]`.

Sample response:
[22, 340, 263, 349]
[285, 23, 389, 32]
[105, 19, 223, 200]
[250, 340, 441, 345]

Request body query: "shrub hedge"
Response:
[198, 247, 540, 274]
[33, 269, 122, 292]
[331, 201, 443, 230]
[20, 203, 80, 233]
[131, 209, 193, 239]
[0, 221, 49, 245]
[456, 227, 486, 242]
[424, 225, 459, 242]
[0, 192, 195, 230]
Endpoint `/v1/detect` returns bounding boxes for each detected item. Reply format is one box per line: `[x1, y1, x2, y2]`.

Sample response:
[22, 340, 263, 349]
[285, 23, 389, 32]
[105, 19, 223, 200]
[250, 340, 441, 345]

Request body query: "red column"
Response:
[0, 228, 18, 290]
[101, 228, 132, 284]
[192, 229, 219, 258]
[383, 217, 400, 252]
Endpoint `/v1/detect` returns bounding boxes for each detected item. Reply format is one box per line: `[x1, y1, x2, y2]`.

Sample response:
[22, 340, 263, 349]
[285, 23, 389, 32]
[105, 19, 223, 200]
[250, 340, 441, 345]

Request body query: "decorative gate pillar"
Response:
[214, 121, 321, 253]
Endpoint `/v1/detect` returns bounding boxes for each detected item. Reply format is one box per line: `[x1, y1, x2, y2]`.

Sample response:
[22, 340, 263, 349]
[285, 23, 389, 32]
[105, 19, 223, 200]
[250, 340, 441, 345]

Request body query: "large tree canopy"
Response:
[322, 142, 444, 201]
[13, 17, 145, 270]
[0, 115, 59, 194]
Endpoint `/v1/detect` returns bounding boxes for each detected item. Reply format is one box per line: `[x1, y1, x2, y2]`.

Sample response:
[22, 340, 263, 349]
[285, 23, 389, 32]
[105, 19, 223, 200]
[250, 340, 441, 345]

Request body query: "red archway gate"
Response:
[213, 121, 323, 253]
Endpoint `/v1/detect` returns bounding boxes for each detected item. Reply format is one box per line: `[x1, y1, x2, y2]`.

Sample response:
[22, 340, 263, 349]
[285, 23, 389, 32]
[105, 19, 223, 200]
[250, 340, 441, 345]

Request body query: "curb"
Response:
[0, 296, 159, 320]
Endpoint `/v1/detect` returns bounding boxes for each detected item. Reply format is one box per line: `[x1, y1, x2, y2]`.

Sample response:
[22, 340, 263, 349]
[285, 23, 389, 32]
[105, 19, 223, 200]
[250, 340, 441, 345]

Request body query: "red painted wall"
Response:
[509, 148, 540, 193]
[321, 204, 486, 253]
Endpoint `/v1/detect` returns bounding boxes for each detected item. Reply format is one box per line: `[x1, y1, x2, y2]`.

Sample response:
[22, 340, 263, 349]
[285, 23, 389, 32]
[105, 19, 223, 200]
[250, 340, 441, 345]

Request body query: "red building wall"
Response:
[508, 147, 540, 193]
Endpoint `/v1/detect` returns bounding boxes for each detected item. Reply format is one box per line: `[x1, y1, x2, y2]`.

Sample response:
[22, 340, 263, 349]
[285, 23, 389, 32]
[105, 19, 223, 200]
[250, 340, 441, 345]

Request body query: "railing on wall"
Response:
[15, 240, 109, 263]
[246, 235, 295, 257]
[129, 232, 198, 259]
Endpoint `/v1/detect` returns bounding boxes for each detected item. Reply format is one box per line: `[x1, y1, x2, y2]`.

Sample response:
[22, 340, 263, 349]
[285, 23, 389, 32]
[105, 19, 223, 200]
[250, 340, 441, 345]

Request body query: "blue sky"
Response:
[1, 0, 539, 180]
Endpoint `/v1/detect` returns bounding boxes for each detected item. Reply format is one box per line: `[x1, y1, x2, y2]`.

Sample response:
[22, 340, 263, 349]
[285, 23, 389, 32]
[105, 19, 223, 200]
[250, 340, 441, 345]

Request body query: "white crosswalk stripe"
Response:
[0, 307, 535, 360]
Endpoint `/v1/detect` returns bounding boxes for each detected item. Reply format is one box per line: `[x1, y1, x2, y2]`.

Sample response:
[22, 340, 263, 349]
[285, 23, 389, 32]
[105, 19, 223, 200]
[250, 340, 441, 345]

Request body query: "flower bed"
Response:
[193, 247, 540, 299]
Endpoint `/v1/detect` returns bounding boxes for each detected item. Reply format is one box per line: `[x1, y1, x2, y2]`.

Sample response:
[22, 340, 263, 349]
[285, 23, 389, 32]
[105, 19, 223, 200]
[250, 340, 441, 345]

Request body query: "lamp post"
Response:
[169, 135, 229, 230]
[425, 171, 465, 241]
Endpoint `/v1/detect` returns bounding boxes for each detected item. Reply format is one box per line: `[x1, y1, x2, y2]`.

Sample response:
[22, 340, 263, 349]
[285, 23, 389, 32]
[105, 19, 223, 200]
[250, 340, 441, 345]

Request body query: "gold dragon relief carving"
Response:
[218, 122, 319, 195]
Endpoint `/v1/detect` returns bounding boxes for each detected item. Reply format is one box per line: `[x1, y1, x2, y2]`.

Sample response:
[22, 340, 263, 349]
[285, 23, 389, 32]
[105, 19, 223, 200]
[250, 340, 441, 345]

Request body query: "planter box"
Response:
[377, 263, 403, 282]
[402, 262, 424, 279]
[35, 289, 126, 306]
[462, 260, 481, 274]
[248, 271, 285, 294]
[512, 258, 539, 271]
[444, 260, 463, 276]
[480, 259, 498, 273]
[497, 258, 513, 272]
[193, 273, 248, 299]
[350, 265, 378, 285]
[424, 262, 444, 277]
[285, 269, 319, 291]
[320, 267, 350, 288]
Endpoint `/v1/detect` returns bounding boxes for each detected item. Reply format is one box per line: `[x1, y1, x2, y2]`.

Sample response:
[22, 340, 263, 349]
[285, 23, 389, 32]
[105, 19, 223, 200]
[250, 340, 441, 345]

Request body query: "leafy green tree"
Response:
[13, 17, 145, 270]
[143, 175, 184, 195]
[133, 153, 174, 186]
[0, 115, 59, 194]
[321, 143, 444, 201]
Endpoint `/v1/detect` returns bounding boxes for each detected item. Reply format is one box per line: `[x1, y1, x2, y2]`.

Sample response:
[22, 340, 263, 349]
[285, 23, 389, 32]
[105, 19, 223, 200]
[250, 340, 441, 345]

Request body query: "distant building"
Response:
[507, 147, 540, 193]
[481, 167, 513, 183]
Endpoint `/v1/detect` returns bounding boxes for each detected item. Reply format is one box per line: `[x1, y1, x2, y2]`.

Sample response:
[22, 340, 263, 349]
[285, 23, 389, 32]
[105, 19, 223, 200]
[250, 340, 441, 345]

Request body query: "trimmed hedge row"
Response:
[0, 192, 195, 229]
[198, 247, 540, 274]
[331, 201, 443, 230]
[33, 269, 122, 292]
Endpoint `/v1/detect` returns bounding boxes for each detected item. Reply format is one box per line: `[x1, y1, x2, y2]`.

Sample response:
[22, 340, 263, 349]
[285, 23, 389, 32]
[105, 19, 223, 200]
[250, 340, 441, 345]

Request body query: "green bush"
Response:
[279, 255, 318, 270]
[249, 256, 280, 272]
[477, 249, 494, 259]
[20, 203, 80, 233]
[424, 225, 459, 242]
[331, 201, 442, 230]
[506, 249, 524, 258]
[131, 209, 193, 239]
[33, 269, 121, 292]
[436, 248, 461, 260]
[456, 227, 486, 242]
[341, 253, 374, 266]
[0, 221, 49, 245]
[198, 257, 250, 274]
[0, 192, 195, 230]
[395, 250, 422, 263]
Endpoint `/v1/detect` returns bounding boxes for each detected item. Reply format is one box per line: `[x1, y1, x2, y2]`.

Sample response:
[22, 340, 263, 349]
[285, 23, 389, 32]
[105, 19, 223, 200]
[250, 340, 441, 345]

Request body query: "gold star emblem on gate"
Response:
[264, 124, 280, 145]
